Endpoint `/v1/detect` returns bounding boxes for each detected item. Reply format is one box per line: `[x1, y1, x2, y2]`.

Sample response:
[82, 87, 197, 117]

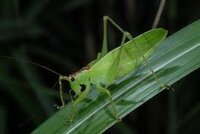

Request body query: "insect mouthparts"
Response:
[71, 77, 75, 81]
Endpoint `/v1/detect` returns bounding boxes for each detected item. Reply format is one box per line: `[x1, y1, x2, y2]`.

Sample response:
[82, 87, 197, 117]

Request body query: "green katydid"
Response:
[58, 16, 168, 122]
[0, 16, 168, 123]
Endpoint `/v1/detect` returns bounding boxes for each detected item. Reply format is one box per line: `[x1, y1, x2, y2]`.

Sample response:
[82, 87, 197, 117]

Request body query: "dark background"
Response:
[0, 0, 199, 134]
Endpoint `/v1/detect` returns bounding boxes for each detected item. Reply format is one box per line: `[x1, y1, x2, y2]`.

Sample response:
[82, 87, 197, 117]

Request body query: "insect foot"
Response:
[124, 31, 133, 40]
[53, 104, 65, 110]
[116, 116, 122, 122]
[108, 98, 121, 123]
[65, 118, 74, 126]
[112, 111, 121, 123]
[65, 103, 77, 125]
[160, 84, 174, 91]
[164, 84, 175, 91]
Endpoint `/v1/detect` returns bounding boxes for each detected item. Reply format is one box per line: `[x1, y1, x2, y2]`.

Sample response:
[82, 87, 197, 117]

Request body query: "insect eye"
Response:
[71, 77, 75, 81]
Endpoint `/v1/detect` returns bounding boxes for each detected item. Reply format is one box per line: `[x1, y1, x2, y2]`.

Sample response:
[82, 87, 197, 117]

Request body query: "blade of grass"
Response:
[32, 19, 200, 134]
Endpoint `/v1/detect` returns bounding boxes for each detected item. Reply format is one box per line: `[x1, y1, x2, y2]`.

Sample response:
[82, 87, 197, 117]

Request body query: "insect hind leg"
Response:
[105, 15, 170, 90]
[99, 16, 132, 59]
[123, 33, 170, 90]
[141, 34, 170, 90]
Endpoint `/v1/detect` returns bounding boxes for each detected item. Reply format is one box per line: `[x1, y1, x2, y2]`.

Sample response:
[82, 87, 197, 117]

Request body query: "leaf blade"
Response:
[32, 19, 200, 134]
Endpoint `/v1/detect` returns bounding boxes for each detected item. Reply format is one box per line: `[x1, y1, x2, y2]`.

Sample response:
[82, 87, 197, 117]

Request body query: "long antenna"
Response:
[1, 56, 62, 76]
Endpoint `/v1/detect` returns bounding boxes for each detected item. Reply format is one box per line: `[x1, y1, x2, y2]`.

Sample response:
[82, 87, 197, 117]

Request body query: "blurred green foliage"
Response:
[0, 0, 199, 133]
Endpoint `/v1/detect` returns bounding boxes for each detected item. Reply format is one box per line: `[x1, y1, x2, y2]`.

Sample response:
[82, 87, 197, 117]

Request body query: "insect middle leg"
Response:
[98, 32, 132, 121]
[95, 85, 121, 122]
[59, 75, 69, 107]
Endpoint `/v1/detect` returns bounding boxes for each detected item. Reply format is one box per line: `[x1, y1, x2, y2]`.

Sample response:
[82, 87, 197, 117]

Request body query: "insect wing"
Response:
[89, 28, 167, 83]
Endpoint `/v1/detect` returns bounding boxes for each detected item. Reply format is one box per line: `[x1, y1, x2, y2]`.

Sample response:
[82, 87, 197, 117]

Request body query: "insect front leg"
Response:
[73, 83, 91, 106]
[59, 75, 69, 107]
[94, 33, 131, 122]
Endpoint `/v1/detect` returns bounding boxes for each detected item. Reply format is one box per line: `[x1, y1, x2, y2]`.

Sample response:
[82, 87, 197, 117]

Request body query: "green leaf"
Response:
[32, 19, 200, 134]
